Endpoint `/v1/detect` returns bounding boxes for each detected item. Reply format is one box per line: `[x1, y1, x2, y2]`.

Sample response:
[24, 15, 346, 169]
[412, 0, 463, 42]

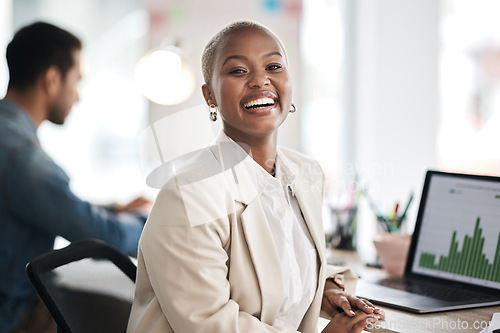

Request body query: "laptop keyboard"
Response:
[378, 279, 491, 302]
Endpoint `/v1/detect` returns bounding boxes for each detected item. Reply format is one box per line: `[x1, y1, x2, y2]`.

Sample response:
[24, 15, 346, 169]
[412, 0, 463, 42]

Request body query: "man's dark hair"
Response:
[6, 21, 82, 90]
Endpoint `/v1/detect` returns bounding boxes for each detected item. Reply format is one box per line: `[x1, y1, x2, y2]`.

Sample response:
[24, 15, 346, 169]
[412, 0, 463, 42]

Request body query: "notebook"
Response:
[355, 170, 500, 313]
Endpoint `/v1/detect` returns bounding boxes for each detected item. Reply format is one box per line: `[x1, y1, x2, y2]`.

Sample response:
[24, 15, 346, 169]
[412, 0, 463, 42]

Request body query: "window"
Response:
[439, 0, 500, 175]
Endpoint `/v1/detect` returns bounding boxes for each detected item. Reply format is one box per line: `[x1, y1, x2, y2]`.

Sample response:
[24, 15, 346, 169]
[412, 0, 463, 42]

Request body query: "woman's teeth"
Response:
[244, 97, 275, 109]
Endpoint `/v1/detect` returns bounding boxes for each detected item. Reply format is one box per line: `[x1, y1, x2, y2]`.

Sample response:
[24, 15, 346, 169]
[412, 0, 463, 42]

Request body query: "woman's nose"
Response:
[248, 71, 270, 88]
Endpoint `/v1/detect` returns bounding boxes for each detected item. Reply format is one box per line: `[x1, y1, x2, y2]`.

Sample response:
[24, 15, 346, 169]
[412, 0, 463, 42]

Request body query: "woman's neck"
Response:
[224, 130, 278, 174]
[249, 142, 277, 174]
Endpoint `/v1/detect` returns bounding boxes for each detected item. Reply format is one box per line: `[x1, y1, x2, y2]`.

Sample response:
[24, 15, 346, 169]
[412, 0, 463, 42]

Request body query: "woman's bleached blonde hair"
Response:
[201, 20, 288, 85]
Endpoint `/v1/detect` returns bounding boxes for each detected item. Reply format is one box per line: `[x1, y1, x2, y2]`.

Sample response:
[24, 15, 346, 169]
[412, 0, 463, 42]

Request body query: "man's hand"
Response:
[113, 196, 152, 213]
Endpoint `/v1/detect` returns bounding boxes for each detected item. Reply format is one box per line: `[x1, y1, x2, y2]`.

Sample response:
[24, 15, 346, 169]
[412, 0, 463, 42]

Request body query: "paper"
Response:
[479, 313, 500, 333]
[317, 317, 369, 332]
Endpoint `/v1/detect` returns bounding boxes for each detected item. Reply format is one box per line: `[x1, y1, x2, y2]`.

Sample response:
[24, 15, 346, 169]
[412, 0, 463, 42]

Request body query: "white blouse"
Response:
[246, 147, 319, 329]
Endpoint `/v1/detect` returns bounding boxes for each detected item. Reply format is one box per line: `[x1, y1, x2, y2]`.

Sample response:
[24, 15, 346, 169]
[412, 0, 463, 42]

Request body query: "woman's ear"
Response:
[201, 83, 215, 106]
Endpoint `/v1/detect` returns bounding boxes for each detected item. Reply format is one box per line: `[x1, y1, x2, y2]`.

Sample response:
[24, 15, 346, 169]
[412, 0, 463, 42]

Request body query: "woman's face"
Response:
[204, 28, 292, 144]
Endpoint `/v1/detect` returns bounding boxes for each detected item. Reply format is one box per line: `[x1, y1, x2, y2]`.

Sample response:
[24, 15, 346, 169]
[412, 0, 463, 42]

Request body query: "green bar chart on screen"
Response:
[419, 217, 500, 282]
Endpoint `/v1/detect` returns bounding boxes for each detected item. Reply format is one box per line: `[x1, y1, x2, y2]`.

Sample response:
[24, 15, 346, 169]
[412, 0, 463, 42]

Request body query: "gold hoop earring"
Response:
[290, 103, 296, 113]
[209, 104, 218, 122]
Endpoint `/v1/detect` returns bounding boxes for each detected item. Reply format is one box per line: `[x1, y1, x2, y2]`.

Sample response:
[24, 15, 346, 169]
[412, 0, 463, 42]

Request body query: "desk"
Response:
[329, 249, 500, 333]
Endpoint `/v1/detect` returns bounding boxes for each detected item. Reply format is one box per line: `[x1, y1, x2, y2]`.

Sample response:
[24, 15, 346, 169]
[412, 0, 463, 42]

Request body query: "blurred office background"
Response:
[1, 0, 499, 261]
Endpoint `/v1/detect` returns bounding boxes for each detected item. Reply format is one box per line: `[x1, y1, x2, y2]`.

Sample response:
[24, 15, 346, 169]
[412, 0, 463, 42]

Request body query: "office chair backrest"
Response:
[26, 239, 137, 333]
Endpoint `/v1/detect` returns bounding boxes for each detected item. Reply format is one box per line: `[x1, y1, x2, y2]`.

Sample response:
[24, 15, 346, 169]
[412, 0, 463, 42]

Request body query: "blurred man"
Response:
[0, 22, 149, 333]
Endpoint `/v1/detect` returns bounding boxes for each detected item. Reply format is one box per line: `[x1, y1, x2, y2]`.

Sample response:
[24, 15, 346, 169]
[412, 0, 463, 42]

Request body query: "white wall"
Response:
[0, 0, 12, 94]
[351, 0, 439, 261]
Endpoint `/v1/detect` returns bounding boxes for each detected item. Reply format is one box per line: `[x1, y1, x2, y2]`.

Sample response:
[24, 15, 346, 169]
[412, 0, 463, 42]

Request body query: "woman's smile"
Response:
[241, 91, 278, 115]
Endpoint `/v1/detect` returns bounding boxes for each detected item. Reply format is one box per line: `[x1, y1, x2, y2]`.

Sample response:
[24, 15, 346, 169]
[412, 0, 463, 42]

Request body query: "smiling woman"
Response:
[126, 20, 384, 333]
[201, 23, 293, 172]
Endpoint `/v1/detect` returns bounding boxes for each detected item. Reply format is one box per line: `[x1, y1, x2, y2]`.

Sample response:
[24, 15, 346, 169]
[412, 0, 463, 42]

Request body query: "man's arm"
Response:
[5, 144, 145, 255]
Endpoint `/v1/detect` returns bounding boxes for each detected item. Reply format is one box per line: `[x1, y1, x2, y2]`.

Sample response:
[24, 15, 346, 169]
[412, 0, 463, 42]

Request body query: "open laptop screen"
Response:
[410, 171, 500, 290]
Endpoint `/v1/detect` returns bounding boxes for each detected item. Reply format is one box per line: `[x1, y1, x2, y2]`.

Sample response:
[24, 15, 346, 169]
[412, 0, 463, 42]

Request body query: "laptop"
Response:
[355, 170, 500, 313]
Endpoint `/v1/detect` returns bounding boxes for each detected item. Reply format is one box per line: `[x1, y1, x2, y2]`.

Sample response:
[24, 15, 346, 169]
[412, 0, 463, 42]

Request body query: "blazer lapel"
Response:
[293, 182, 326, 264]
[240, 201, 284, 324]
[208, 134, 258, 205]
[209, 133, 284, 323]
[280, 151, 326, 270]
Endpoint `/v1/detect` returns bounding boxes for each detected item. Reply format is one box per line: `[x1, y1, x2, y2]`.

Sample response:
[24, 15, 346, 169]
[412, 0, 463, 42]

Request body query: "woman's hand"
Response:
[321, 279, 385, 319]
[321, 309, 380, 333]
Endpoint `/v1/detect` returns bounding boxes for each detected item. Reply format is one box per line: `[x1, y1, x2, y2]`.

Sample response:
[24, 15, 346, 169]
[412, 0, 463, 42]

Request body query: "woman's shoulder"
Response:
[145, 144, 245, 230]
[278, 147, 325, 184]
[148, 146, 221, 190]
[278, 146, 322, 169]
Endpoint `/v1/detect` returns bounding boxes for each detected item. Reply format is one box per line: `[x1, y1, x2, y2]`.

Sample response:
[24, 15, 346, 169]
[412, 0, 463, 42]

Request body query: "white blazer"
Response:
[127, 133, 356, 333]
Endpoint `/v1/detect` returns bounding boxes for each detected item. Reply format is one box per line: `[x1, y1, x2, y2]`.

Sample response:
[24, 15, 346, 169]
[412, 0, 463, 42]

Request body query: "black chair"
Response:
[26, 238, 137, 333]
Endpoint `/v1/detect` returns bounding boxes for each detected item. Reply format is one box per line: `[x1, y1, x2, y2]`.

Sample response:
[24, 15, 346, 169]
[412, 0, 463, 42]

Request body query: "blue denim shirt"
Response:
[0, 99, 146, 332]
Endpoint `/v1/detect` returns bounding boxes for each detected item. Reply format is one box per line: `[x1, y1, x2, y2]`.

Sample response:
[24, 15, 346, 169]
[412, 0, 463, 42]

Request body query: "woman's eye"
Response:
[229, 68, 246, 75]
[267, 64, 282, 71]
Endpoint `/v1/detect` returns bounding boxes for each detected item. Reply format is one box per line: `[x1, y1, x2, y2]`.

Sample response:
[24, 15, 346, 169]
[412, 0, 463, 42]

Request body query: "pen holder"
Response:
[372, 233, 411, 276]
[376, 215, 406, 233]
[329, 206, 358, 251]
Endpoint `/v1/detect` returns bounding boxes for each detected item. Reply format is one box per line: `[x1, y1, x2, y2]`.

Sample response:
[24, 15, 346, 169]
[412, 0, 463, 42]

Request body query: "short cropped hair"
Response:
[6, 21, 82, 90]
[201, 20, 287, 85]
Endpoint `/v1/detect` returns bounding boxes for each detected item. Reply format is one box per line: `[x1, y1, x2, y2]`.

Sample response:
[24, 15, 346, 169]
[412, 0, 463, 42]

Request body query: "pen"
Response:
[387, 202, 399, 231]
[398, 192, 413, 228]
